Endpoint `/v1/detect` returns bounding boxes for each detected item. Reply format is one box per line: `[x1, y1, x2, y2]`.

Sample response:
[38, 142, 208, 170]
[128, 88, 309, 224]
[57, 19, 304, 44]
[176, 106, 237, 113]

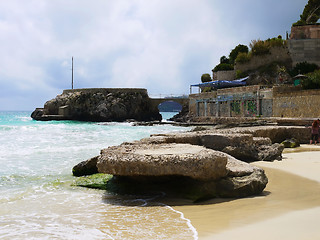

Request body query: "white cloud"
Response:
[0, 0, 307, 110]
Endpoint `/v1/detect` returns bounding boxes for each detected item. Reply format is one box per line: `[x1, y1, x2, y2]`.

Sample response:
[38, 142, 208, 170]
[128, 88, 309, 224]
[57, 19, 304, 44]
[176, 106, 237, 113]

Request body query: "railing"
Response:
[149, 94, 189, 99]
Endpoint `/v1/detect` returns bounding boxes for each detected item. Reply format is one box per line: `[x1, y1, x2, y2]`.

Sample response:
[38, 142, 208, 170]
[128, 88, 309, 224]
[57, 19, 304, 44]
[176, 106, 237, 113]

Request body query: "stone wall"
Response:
[235, 47, 292, 73]
[213, 70, 236, 80]
[287, 39, 320, 66]
[260, 88, 273, 117]
[189, 84, 320, 120]
[63, 88, 148, 95]
[189, 92, 217, 117]
[290, 24, 320, 39]
[273, 88, 320, 118]
[189, 85, 271, 118]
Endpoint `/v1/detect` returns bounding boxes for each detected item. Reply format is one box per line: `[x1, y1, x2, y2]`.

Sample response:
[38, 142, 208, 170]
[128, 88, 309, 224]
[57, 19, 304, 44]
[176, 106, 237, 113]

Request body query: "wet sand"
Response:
[174, 145, 320, 240]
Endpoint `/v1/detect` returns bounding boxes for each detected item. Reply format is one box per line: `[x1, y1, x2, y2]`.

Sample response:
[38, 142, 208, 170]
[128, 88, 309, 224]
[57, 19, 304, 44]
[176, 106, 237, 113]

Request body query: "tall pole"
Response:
[72, 56, 74, 89]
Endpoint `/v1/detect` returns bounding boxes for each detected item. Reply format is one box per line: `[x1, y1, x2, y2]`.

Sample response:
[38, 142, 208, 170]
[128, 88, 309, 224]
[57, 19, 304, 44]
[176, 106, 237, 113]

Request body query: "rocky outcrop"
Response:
[141, 130, 284, 162]
[72, 156, 99, 177]
[31, 89, 162, 122]
[73, 125, 313, 200]
[81, 142, 268, 200]
[169, 103, 191, 122]
[216, 157, 268, 197]
[219, 125, 310, 144]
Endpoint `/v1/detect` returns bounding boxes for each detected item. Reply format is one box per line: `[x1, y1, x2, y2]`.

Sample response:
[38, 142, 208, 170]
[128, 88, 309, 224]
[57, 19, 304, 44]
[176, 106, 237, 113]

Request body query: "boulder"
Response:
[215, 157, 268, 198]
[73, 134, 269, 200]
[84, 143, 268, 200]
[97, 143, 229, 181]
[31, 108, 45, 121]
[281, 138, 300, 148]
[72, 156, 99, 176]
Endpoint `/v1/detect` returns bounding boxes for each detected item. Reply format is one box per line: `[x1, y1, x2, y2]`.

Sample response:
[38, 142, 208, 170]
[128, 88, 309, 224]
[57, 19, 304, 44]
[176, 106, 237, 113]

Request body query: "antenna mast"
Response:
[72, 56, 74, 89]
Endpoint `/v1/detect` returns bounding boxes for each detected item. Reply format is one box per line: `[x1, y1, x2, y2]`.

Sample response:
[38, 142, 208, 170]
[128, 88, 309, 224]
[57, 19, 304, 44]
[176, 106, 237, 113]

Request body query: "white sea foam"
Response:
[0, 111, 196, 239]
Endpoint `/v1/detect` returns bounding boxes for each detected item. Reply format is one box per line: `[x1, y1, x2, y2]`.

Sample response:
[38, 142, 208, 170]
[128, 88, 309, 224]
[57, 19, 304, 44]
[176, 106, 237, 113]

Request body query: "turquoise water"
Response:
[0, 111, 197, 239]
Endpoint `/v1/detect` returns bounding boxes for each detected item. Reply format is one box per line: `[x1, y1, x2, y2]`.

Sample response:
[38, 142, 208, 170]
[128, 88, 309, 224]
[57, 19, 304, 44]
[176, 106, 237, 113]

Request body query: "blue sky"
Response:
[0, 0, 307, 110]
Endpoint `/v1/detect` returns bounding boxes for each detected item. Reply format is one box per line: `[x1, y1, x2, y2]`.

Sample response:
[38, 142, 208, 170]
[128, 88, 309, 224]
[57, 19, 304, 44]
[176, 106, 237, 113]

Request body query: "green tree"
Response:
[201, 73, 212, 83]
[220, 56, 229, 64]
[293, 0, 320, 25]
[229, 44, 249, 64]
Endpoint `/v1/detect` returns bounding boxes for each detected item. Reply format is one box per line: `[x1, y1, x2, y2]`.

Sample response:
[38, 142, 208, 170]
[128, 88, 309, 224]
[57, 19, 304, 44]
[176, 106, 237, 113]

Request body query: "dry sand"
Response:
[173, 144, 320, 240]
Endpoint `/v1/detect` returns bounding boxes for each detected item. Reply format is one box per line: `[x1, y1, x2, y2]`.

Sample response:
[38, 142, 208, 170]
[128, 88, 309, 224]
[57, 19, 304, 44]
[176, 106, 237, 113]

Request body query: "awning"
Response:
[191, 76, 249, 89]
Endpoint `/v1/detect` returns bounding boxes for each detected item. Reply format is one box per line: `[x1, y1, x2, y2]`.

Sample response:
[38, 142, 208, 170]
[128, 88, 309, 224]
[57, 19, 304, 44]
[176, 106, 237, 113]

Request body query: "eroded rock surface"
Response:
[142, 129, 284, 162]
[73, 142, 268, 200]
[97, 143, 228, 181]
[72, 125, 313, 200]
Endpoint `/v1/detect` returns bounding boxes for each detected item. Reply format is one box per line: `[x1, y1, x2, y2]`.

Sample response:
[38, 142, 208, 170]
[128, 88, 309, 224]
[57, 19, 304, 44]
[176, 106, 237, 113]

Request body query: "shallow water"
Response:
[0, 111, 197, 239]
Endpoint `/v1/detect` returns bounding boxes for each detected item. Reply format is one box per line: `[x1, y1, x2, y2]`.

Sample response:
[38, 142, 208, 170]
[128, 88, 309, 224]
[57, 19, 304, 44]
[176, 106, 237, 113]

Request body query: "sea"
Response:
[0, 111, 198, 240]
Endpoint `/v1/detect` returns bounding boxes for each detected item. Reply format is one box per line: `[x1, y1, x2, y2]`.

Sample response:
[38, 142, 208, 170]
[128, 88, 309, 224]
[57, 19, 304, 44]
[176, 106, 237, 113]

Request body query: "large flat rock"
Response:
[97, 143, 229, 181]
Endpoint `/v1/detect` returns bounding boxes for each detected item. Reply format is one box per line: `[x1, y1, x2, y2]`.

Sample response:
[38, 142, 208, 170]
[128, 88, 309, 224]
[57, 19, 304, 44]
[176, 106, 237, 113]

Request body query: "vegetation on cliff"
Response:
[211, 37, 286, 75]
[293, 0, 320, 26]
[212, 44, 249, 72]
[302, 69, 320, 89]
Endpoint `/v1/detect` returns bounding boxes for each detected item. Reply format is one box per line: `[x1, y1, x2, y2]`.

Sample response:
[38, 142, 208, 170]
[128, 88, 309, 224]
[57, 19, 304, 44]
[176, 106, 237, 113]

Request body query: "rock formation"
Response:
[141, 129, 284, 162]
[97, 143, 229, 181]
[31, 88, 162, 122]
[74, 125, 311, 200]
[72, 125, 311, 200]
[73, 142, 268, 201]
[169, 103, 191, 122]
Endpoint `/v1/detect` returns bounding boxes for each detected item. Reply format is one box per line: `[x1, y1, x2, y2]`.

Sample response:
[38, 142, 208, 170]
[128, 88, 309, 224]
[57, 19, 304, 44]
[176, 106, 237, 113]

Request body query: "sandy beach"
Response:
[174, 145, 320, 240]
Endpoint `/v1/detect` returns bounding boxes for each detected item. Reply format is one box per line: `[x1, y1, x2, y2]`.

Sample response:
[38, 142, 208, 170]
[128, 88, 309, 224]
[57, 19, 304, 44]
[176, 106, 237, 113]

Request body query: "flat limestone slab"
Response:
[134, 144, 206, 155]
[97, 143, 229, 180]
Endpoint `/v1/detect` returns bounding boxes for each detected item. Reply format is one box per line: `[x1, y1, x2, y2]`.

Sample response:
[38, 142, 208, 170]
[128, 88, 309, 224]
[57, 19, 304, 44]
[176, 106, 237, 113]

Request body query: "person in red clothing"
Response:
[310, 120, 319, 144]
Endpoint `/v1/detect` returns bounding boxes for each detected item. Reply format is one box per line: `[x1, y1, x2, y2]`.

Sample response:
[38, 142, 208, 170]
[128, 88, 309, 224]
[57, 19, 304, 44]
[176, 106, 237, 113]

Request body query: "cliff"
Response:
[31, 88, 162, 122]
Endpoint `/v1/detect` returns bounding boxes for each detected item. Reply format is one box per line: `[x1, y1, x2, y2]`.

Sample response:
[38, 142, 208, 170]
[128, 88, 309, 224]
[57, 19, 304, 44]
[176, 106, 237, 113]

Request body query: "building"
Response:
[288, 24, 320, 66]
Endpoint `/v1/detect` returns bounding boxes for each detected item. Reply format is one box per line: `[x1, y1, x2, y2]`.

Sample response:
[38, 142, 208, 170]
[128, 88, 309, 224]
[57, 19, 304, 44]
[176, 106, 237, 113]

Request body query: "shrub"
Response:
[213, 63, 234, 72]
[235, 70, 247, 79]
[250, 39, 270, 56]
[235, 52, 251, 64]
[250, 38, 286, 56]
[266, 37, 286, 48]
[290, 61, 319, 76]
[301, 70, 320, 89]
[201, 73, 212, 83]
[258, 62, 281, 76]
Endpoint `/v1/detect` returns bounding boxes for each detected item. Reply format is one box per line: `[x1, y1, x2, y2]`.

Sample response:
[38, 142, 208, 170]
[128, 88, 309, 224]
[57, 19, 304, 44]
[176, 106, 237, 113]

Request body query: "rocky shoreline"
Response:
[72, 125, 310, 201]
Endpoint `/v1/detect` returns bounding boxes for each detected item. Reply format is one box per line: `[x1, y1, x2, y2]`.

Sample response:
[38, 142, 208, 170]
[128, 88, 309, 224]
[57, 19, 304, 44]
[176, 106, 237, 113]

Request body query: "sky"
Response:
[0, 0, 308, 111]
